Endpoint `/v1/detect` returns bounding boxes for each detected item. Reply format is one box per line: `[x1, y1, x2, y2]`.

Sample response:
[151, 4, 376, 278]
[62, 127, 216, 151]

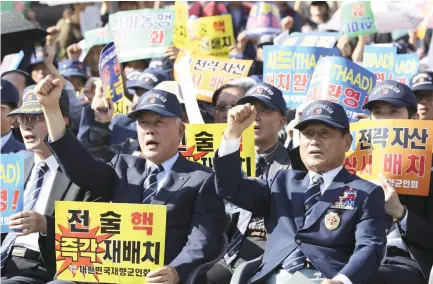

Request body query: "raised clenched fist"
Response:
[224, 103, 257, 140]
[34, 75, 63, 108]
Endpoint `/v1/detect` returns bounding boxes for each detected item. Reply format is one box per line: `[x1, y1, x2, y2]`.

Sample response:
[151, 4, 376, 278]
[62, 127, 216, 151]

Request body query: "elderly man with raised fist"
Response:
[213, 100, 387, 284]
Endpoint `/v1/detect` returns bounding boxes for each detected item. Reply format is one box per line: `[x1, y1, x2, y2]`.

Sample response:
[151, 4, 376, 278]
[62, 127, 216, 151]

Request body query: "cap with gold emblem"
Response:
[410, 71, 433, 93]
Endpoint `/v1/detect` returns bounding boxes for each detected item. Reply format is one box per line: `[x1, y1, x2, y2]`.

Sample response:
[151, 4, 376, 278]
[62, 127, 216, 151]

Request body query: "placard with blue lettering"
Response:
[0, 153, 24, 233]
[307, 56, 375, 122]
[99, 42, 125, 103]
[390, 54, 419, 86]
[362, 46, 397, 84]
[263, 45, 339, 108]
[245, 2, 281, 37]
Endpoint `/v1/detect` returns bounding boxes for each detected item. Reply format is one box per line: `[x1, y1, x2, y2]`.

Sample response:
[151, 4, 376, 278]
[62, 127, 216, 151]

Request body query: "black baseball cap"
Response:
[127, 89, 184, 119]
[362, 80, 417, 112]
[295, 100, 350, 131]
[1, 79, 20, 108]
[236, 83, 286, 115]
[410, 72, 433, 93]
[7, 84, 70, 117]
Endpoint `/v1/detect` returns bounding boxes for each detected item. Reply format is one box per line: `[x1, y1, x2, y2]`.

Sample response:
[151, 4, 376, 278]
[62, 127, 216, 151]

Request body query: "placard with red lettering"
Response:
[109, 9, 174, 62]
[307, 56, 375, 122]
[345, 120, 433, 196]
[0, 153, 24, 233]
[362, 45, 397, 84]
[174, 52, 253, 103]
[263, 45, 339, 108]
[55, 201, 166, 283]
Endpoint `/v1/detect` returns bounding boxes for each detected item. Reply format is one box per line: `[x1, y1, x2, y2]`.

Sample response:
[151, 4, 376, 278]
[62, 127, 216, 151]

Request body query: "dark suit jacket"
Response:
[8, 155, 99, 278]
[395, 184, 433, 280]
[47, 128, 226, 283]
[214, 150, 387, 284]
[1, 132, 26, 154]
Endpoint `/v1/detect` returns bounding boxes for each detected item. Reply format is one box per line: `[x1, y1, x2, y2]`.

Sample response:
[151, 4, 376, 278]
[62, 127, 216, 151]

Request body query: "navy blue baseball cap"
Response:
[236, 83, 286, 115]
[410, 72, 433, 93]
[295, 100, 350, 131]
[127, 89, 184, 119]
[362, 80, 417, 112]
[59, 60, 88, 81]
[126, 68, 169, 92]
[1, 79, 20, 108]
[7, 84, 70, 117]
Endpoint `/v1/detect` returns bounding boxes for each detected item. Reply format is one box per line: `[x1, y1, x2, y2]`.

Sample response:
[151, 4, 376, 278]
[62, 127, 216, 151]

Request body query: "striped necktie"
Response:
[224, 209, 253, 265]
[282, 174, 323, 273]
[1, 162, 49, 268]
[142, 165, 164, 204]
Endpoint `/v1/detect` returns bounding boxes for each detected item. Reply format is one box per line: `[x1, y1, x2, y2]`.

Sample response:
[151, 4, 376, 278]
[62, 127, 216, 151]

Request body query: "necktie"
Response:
[282, 174, 324, 273]
[224, 209, 253, 265]
[255, 156, 267, 178]
[1, 162, 49, 268]
[142, 165, 164, 204]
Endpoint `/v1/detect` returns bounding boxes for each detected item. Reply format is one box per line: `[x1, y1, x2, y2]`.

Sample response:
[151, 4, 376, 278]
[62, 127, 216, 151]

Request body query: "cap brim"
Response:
[128, 82, 154, 91]
[295, 118, 347, 130]
[127, 106, 177, 120]
[412, 84, 433, 93]
[61, 71, 88, 80]
[362, 98, 412, 110]
[237, 96, 279, 111]
[7, 107, 43, 116]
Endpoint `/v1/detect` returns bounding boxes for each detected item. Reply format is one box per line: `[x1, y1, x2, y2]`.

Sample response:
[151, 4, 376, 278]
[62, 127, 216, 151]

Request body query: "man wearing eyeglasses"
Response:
[411, 72, 433, 121]
[1, 84, 101, 284]
[1, 79, 26, 154]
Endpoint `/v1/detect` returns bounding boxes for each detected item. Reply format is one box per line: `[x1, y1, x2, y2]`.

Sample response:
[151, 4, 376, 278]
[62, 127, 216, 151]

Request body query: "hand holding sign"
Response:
[225, 104, 257, 140]
[147, 266, 180, 284]
[381, 177, 405, 218]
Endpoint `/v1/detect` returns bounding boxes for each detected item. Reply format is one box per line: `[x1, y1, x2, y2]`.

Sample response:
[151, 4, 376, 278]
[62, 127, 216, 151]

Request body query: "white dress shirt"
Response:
[145, 152, 179, 191]
[1, 131, 12, 150]
[219, 136, 352, 284]
[15, 155, 59, 252]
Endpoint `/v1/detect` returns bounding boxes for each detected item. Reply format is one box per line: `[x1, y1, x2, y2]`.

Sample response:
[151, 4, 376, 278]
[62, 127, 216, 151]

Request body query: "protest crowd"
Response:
[1, 1, 433, 284]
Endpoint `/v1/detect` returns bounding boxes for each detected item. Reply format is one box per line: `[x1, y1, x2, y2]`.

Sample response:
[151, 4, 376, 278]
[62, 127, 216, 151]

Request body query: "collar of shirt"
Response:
[258, 142, 280, 164]
[0, 131, 12, 149]
[308, 165, 343, 195]
[146, 152, 179, 173]
[34, 154, 59, 172]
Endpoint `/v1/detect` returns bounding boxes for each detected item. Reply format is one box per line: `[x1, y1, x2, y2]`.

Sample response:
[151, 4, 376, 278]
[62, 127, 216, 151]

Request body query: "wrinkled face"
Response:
[136, 112, 184, 164]
[18, 114, 49, 152]
[416, 91, 433, 120]
[214, 87, 246, 123]
[1, 104, 13, 135]
[31, 63, 49, 83]
[300, 123, 352, 173]
[369, 101, 412, 120]
[251, 101, 286, 145]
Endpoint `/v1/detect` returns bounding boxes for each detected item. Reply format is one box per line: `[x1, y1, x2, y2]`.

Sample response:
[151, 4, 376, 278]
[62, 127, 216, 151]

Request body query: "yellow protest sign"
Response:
[345, 120, 433, 196]
[179, 124, 256, 177]
[55, 201, 166, 283]
[174, 52, 253, 102]
[174, 0, 188, 49]
[189, 14, 234, 57]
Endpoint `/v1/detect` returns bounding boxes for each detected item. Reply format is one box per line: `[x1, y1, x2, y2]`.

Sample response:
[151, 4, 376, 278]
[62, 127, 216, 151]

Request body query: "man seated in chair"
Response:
[213, 100, 387, 284]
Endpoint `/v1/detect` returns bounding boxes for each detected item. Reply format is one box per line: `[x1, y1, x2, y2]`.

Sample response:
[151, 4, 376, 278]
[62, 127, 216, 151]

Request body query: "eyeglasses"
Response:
[16, 115, 45, 125]
[215, 105, 235, 113]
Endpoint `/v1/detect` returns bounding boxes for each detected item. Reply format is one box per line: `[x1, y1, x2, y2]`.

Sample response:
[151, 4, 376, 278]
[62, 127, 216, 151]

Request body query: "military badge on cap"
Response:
[325, 212, 341, 231]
